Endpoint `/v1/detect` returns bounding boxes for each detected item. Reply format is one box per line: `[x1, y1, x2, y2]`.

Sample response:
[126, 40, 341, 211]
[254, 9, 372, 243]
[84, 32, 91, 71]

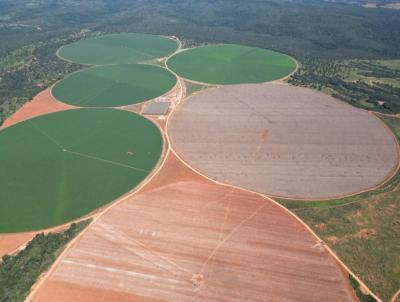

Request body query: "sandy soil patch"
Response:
[168, 83, 399, 200]
[0, 232, 36, 257]
[31, 153, 355, 302]
[1, 89, 74, 129]
[357, 228, 377, 239]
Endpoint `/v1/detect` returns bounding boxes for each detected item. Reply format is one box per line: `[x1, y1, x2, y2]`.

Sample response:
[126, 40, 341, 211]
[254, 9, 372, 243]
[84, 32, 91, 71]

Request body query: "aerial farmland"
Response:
[0, 2, 399, 302]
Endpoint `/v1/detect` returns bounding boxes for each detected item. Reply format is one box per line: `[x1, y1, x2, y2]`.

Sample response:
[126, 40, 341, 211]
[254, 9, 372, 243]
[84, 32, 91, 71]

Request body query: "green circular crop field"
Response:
[52, 64, 177, 107]
[167, 44, 297, 84]
[0, 109, 163, 232]
[58, 33, 178, 65]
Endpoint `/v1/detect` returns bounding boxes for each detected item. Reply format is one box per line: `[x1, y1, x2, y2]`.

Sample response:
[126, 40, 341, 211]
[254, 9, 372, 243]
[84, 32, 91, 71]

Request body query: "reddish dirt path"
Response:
[1, 88, 74, 129]
[32, 152, 356, 302]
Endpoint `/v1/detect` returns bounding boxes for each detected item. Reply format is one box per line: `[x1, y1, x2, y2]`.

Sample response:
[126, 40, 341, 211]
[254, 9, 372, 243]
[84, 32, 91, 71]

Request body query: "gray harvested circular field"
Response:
[169, 84, 399, 199]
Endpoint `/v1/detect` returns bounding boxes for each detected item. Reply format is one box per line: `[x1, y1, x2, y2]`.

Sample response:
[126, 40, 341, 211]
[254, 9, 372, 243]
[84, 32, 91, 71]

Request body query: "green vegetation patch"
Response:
[277, 114, 400, 301]
[0, 220, 90, 302]
[289, 59, 400, 114]
[349, 274, 378, 302]
[0, 33, 83, 127]
[58, 33, 178, 65]
[0, 109, 163, 233]
[184, 80, 209, 96]
[52, 64, 177, 107]
[167, 44, 296, 85]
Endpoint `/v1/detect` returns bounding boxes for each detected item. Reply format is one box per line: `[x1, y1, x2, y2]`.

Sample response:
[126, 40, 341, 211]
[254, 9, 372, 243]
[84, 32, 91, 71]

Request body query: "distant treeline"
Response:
[0, 0, 399, 59]
[0, 0, 400, 121]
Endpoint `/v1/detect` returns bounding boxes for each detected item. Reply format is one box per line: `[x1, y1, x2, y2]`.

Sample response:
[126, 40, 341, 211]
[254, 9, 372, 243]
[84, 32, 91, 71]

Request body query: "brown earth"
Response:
[31, 152, 356, 302]
[357, 228, 377, 239]
[0, 232, 36, 257]
[0, 220, 86, 258]
[168, 83, 399, 200]
[1, 88, 74, 129]
[35, 281, 166, 302]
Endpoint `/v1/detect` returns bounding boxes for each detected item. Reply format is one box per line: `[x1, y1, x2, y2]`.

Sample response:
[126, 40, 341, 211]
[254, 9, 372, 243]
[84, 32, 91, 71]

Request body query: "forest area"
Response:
[0, 0, 399, 120]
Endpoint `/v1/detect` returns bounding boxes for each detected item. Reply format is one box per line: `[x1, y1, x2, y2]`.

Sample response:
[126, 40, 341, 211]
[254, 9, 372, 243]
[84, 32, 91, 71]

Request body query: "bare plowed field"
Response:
[32, 153, 355, 302]
[169, 84, 399, 199]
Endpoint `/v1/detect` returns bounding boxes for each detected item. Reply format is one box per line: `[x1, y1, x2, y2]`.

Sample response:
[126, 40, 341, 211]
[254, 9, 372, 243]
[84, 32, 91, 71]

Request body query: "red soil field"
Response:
[0, 232, 36, 257]
[1, 88, 74, 129]
[32, 152, 356, 302]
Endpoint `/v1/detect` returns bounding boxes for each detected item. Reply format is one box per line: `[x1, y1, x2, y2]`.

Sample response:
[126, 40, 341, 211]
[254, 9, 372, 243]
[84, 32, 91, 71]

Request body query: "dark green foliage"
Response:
[349, 275, 378, 302]
[289, 59, 400, 113]
[0, 220, 90, 302]
[94, 0, 400, 59]
[350, 61, 400, 78]
[0, 33, 86, 124]
[1, 0, 400, 59]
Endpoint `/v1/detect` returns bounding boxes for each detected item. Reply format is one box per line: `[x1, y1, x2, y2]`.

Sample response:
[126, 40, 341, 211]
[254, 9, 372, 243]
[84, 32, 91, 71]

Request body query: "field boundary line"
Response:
[215, 188, 235, 245]
[391, 288, 400, 302]
[94, 224, 193, 283]
[167, 138, 380, 302]
[73, 80, 119, 107]
[26, 141, 171, 302]
[164, 81, 381, 302]
[27, 120, 65, 150]
[64, 149, 150, 173]
[264, 93, 400, 202]
[200, 201, 268, 272]
[190, 202, 269, 301]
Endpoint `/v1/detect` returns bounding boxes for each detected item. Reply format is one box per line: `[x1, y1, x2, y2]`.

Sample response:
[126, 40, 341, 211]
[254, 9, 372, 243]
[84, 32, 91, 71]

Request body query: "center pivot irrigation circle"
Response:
[58, 33, 178, 65]
[168, 84, 398, 200]
[167, 44, 297, 85]
[0, 108, 163, 232]
[52, 64, 177, 107]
